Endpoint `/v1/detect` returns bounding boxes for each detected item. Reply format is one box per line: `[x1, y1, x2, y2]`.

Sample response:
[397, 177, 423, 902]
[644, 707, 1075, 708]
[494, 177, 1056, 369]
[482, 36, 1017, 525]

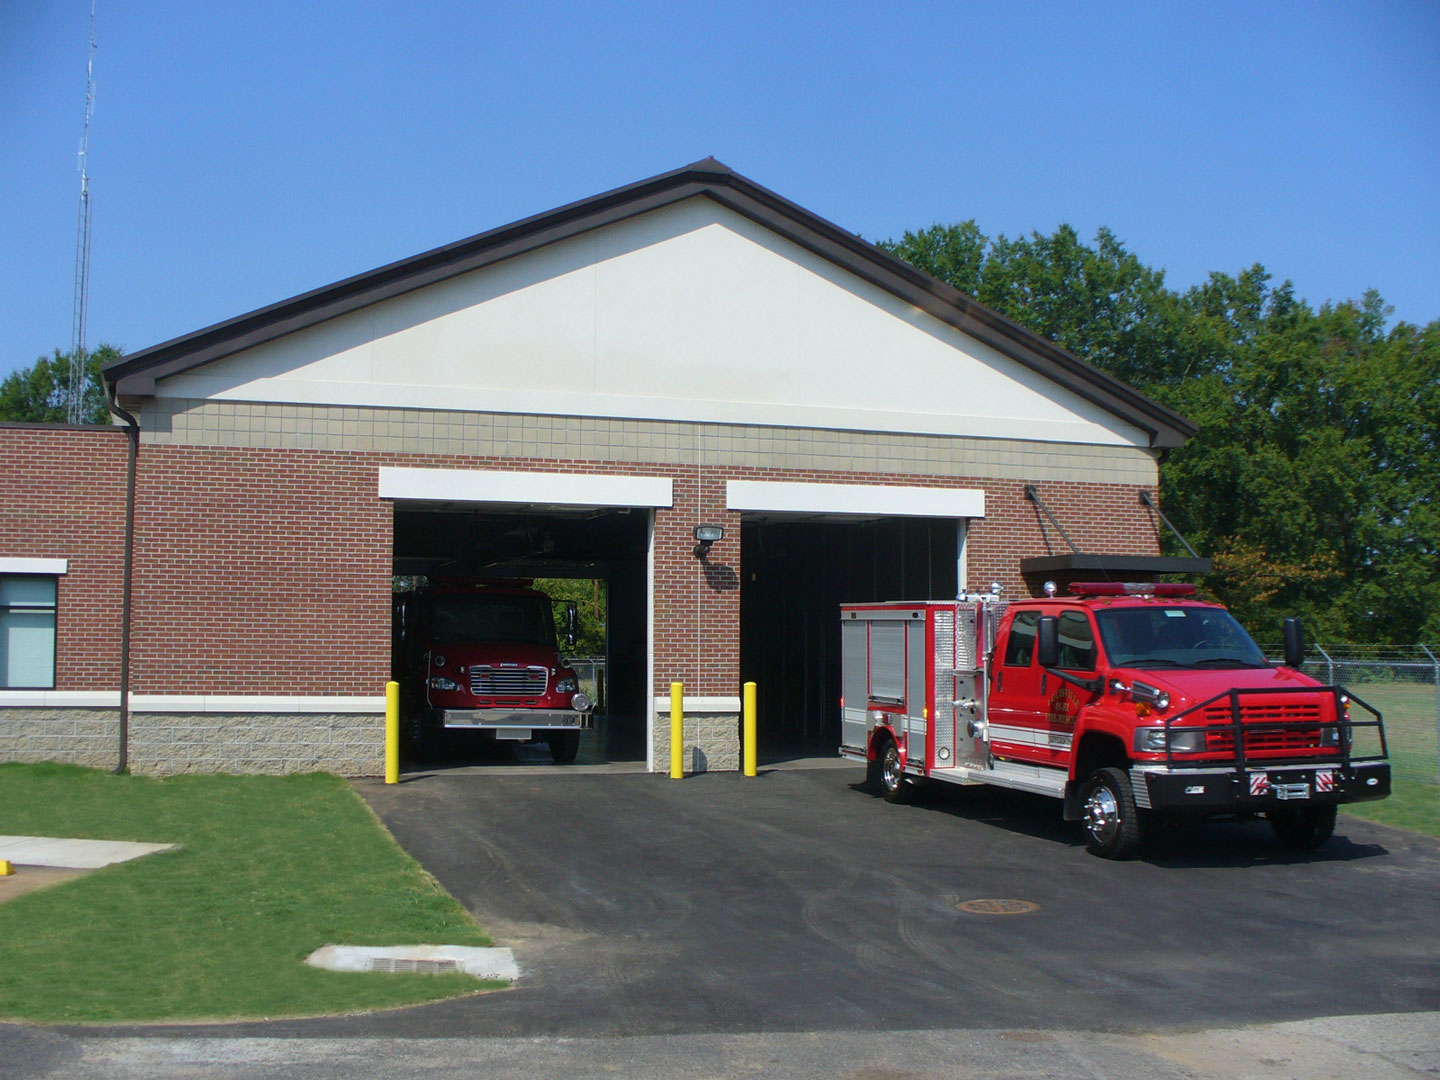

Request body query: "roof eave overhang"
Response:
[105, 158, 1196, 448]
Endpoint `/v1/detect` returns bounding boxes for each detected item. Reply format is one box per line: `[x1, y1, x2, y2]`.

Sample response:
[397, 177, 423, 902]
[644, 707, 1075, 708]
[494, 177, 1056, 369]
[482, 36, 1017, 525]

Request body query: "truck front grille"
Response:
[1202, 701, 1330, 754]
[469, 666, 548, 697]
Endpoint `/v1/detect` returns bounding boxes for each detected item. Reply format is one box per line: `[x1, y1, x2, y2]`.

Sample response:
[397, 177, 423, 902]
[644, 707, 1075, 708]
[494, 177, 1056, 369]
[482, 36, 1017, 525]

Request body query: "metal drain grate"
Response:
[958, 898, 1040, 915]
[366, 957, 463, 974]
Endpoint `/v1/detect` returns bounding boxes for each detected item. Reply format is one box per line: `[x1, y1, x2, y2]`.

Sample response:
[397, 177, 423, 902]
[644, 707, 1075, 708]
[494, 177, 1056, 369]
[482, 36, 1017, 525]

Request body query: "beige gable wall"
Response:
[152, 198, 1148, 449]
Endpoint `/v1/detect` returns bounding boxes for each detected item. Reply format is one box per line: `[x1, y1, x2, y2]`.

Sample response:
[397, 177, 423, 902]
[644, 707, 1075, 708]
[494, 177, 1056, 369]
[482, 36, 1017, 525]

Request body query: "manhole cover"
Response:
[958, 898, 1039, 915]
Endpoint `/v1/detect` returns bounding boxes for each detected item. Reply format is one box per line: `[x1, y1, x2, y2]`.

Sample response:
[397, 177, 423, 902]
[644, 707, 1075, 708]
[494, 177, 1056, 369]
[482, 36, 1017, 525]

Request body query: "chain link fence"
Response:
[565, 657, 607, 714]
[1259, 643, 1440, 785]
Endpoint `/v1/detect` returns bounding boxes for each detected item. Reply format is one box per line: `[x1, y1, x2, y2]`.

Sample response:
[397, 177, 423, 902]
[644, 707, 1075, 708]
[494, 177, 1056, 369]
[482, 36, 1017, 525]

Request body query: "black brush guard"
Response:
[1134, 685, 1391, 812]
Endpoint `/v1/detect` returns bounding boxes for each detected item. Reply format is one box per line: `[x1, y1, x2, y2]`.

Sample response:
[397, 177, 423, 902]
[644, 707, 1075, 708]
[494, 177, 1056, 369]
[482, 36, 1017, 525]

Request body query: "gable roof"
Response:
[105, 158, 1195, 448]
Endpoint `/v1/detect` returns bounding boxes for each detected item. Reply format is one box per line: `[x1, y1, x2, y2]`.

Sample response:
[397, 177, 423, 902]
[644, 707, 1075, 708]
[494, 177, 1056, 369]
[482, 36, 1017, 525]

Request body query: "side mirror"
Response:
[566, 602, 579, 649]
[1283, 617, 1305, 670]
[1036, 615, 1060, 669]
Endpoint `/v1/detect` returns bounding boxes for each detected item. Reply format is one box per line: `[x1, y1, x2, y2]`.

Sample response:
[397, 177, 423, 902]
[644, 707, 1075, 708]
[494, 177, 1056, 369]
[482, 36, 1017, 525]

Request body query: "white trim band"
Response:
[727, 480, 984, 519]
[0, 693, 387, 713]
[0, 558, 68, 575]
[130, 695, 388, 714]
[988, 723, 1074, 750]
[0, 691, 118, 708]
[653, 695, 742, 715]
[380, 467, 673, 508]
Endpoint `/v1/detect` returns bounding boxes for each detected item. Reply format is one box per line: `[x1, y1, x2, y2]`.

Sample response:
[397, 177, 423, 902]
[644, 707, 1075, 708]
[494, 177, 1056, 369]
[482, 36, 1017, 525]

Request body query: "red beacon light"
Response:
[1069, 582, 1127, 596]
[1070, 582, 1198, 598]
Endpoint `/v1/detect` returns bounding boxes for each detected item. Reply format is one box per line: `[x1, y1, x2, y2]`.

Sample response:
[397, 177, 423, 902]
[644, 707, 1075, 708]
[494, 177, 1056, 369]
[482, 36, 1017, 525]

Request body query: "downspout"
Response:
[106, 381, 139, 774]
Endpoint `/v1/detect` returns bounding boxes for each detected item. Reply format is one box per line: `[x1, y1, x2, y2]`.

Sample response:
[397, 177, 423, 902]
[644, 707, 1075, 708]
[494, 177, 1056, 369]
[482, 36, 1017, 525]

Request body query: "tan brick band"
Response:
[140, 399, 1158, 486]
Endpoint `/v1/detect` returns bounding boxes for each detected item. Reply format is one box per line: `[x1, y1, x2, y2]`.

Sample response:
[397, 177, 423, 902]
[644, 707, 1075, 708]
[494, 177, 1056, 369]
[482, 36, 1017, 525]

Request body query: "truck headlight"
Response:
[555, 677, 579, 693]
[1135, 727, 1207, 754]
[428, 676, 459, 692]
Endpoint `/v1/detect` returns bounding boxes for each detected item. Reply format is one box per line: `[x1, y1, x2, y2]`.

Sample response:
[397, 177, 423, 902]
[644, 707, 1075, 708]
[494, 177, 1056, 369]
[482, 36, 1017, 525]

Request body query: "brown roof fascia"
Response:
[105, 157, 1194, 447]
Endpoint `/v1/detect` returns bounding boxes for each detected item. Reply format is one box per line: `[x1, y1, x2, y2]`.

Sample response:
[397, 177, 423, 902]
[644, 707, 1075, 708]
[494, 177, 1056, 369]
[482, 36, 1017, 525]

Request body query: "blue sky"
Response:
[2, 1, 1437, 379]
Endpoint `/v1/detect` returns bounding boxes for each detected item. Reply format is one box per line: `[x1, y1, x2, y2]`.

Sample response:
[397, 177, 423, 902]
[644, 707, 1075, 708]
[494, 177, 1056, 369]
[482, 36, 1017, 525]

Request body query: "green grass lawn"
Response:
[1326, 682, 1440, 838]
[1344, 681, 1438, 784]
[0, 764, 499, 1023]
[1342, 777, 1440, 838]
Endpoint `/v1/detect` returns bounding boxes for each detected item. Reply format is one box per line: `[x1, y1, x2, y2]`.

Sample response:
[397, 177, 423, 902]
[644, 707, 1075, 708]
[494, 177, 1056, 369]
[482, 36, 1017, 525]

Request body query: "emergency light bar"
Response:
[1070, 582, 1198, 598]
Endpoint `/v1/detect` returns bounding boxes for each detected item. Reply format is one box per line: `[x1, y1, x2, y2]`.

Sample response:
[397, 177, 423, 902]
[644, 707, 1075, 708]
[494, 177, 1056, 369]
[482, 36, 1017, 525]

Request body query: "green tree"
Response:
[534, 577, 608, 656]
[883, 223, 1440, 643]
[0, 344, 119, 425]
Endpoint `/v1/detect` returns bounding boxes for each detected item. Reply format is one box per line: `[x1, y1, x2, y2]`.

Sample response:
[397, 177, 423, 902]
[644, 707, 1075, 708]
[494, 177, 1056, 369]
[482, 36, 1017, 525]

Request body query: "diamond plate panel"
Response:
[934, 609, 956, 764]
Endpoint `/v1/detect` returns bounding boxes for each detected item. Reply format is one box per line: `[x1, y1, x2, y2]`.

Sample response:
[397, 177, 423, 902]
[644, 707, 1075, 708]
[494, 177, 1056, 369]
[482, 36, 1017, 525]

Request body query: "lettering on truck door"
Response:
[1041, 611, 1096, 766]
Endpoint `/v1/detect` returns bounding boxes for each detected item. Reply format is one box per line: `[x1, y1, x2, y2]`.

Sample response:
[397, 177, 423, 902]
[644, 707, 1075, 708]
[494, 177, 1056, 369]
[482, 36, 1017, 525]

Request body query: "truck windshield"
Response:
[428, 594, 555, 647]
[1095, 606, 1270, 669]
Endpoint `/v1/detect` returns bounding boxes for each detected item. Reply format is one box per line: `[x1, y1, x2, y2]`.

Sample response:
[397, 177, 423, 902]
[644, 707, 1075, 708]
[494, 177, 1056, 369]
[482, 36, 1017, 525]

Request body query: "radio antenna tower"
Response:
[68, 0, 97, 424]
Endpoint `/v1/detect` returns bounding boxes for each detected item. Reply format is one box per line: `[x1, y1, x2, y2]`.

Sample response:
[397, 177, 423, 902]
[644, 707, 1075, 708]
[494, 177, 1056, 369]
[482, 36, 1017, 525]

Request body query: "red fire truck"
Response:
[394, 579, 593, 762]
[840, 583, 1389, 858]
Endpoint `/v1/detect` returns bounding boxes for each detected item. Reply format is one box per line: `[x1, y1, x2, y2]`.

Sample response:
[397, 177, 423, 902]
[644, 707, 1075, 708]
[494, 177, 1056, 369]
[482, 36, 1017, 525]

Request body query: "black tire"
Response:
[865, 750, 883, 793]
[546, 730, 581, 764]
[1268, 804, 1337, 850]
[1081, 766, 1146, 859]
[879, 737, 917, 804]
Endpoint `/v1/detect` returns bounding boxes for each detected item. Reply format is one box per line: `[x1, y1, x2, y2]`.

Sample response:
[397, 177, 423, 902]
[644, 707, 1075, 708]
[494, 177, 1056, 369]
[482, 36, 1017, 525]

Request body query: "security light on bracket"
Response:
[693, 524, 725, 558]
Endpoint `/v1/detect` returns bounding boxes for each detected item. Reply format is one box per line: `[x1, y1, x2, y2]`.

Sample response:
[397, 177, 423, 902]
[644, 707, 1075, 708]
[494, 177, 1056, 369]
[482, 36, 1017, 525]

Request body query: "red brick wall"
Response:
[132, 445, 393, 694]
[0, 425, 129, 691]
[649, 466, 1160, 700]
[2, 432, 1161, 702]
[966, 478, 1160, 596]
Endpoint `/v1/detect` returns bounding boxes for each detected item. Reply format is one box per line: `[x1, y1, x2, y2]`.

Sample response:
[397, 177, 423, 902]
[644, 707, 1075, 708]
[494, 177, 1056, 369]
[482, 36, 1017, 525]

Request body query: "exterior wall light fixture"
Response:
[693, 524, 724, 558]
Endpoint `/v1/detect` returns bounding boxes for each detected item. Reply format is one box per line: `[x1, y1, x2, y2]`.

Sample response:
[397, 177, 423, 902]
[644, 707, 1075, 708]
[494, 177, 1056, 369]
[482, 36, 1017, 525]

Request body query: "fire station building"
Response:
[0, 159, 1198, 776]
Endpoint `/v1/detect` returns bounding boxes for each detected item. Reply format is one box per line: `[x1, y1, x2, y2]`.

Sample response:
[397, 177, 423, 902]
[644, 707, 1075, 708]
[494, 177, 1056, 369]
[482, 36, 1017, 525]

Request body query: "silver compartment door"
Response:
[841, 620, 870, 749]
[906, 618, 927, 752]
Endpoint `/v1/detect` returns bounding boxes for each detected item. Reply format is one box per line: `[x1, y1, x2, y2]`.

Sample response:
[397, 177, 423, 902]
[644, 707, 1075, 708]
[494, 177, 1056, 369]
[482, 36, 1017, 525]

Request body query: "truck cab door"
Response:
[988, 610, 1047, 764]
[1036, 611, 1097, 767]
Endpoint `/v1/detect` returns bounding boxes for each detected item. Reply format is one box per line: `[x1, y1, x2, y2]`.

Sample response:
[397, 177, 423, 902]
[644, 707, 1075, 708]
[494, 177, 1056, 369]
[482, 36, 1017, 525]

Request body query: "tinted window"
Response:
[1004, 611, 1040, 667]
[1, 576, 58, 689]
[1096, 605, 1268, 668]
[1056, 611, 1097, 671]
[428, 594, 556, 647]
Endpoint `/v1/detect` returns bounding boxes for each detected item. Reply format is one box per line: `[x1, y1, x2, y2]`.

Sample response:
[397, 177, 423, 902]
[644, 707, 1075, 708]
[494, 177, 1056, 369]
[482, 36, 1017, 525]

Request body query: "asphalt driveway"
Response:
[328, 761, 1440, 1038]
[22, 761, 1434, 1054]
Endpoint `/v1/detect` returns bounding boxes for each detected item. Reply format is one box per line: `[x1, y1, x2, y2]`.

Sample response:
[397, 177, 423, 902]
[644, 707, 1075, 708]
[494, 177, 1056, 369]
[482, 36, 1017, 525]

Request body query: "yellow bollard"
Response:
[0, 859, 13, 876]
[743, 681, 757, 777]
[670, 681, 685, 779]
[385, 680, 400, 784]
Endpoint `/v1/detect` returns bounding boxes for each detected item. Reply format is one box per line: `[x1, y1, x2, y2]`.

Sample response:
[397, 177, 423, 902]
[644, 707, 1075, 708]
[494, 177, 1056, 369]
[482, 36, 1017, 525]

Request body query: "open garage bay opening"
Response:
[739, 517, 959, 759]
[392, 505, 651, 766]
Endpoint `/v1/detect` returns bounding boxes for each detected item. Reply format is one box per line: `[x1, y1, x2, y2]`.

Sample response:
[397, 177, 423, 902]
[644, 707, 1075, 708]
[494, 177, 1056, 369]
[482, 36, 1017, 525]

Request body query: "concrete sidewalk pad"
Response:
[305, 945, 519, 981]
[0, 835, 176, 869]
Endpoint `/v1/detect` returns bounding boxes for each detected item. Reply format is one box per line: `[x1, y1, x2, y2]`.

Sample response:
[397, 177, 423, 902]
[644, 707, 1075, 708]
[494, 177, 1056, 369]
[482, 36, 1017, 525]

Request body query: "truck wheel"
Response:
[1082, 767, 1145, 859]
[879, 738, 917, 804]
[1268, 804, 1336, 850]
[546, 730, 581, 764]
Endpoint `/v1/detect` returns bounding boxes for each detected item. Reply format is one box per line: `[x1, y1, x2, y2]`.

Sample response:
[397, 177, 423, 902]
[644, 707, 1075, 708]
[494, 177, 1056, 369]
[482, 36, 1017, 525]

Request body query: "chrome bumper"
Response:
[436, 708, 592, 731]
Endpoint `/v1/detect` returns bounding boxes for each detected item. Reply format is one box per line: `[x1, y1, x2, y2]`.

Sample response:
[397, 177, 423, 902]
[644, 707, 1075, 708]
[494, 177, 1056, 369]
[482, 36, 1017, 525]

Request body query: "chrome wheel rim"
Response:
[1085, 784, 1120, 846]
[882, 747, 904, 792]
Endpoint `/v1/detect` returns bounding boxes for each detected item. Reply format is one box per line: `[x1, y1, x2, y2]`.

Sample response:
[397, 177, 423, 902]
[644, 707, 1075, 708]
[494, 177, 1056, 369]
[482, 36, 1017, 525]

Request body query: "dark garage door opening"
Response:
[392, 505, 650, 764]
[739, 518, 959, 759]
